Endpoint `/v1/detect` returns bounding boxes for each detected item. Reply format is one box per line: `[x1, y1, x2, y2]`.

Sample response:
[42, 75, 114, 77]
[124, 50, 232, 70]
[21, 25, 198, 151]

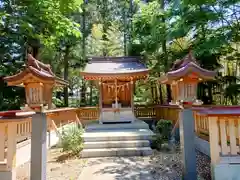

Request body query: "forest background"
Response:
[0, 0, 239, 110]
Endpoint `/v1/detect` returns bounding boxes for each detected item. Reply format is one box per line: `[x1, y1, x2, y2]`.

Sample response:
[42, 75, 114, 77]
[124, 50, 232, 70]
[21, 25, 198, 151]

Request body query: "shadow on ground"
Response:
[86, 156, 154, 180]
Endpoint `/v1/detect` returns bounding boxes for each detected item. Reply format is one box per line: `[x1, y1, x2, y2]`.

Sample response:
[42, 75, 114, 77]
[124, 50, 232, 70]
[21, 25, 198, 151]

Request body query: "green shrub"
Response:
[151, 134, 163, 150]
[156, 119, 173, 142]
[52, 97, 64, 107]
[152, 120, 173, 150]
[60, 125, 84, 156]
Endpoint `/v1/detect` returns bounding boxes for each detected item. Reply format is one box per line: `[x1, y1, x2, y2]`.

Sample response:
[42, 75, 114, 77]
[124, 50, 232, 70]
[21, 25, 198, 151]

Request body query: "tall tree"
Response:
[80, 0, 87, 106]
[0, 0, 82, 109]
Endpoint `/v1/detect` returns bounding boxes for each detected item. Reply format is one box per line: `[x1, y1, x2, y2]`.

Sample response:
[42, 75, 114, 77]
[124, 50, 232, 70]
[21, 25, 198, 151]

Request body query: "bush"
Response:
[156, 119, 173, 142]
[60, 125, 84, 156]
[152, 119, 173, 150]
[52, 97, 64, 107]
[151, 134, 163, 150]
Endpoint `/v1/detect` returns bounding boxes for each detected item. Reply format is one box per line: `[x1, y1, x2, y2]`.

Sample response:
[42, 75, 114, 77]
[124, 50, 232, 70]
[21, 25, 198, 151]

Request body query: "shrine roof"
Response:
[159, 51, 216, 84]
[4, 54, 68, 86]
[81, 56, 149, 75]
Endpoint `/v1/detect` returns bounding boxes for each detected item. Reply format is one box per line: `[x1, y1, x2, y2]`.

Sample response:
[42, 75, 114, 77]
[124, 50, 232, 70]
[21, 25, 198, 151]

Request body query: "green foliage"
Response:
[87, 23, 124, 56]
[132, 1, 165, 53]
[156, 119, 173, 142]
[1, 0, 240, 108]
[152, 119, 173, 150]
[60, 126, 84, 155]
[151, 134, 163, 150]
[131, 0, 240, 104]
[0, 0, 83, 110]
[52, 97, 65, 107]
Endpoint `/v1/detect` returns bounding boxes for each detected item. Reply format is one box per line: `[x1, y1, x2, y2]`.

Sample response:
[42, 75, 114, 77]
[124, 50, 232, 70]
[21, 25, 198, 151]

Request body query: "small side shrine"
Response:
[81, 56, 149, 123]
[159, 51, 216, 179]
[4, 54, 68, 111]
[159, 50, 216, 105]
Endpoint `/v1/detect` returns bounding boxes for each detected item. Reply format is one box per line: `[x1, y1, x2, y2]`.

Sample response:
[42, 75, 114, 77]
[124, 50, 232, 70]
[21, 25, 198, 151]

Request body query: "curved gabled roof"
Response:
[4, 54, 68, 86]
[81, 57, 149, 80]
[159, 51, 216, 84]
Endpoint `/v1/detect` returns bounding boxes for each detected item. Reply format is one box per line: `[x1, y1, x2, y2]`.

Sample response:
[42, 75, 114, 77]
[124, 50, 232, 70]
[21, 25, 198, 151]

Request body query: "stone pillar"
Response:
[179, 106, 197, 180]
[30, 112, 47, 180]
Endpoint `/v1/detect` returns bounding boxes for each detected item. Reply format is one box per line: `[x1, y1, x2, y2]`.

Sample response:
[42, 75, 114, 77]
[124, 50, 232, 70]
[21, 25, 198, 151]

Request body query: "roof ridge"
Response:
[88, 56, 143, 63]
[27, 54, 54, 76]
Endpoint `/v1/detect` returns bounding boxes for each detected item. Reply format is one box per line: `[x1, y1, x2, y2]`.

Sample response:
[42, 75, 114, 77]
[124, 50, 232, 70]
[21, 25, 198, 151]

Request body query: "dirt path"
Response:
[16, 147, 87, 180]
[78, 149, 210, 180]
[16, 148, 210, 180]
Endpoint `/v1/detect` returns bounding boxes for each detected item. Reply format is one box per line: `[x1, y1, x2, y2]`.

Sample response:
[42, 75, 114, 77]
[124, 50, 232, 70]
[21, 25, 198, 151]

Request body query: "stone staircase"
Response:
[80, 120, 154, 158]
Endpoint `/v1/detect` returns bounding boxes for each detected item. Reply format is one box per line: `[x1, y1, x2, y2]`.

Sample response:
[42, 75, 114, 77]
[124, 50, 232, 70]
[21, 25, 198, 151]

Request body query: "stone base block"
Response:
[0, 169, 16, 180]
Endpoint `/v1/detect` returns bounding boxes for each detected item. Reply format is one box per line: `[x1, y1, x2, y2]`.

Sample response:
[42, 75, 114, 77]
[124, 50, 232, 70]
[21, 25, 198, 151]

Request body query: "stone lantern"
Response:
[159, 50, 216, 180]
[4, 54, 68, 111]
[159, 50, 216, 105]
[3, 54, 68, 180]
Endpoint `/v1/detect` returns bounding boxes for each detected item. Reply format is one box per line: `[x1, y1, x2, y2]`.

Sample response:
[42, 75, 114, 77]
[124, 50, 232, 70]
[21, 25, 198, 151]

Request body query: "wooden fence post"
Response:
[0, 122, 17, 180]
[6, 122, 17, 171]
[208, 116, 219, 180]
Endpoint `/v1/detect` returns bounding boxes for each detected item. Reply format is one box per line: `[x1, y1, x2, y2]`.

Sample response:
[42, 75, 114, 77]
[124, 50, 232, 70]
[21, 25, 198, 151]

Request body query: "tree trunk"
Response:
[80, 0, 87, 106]
[32, 47, 39, 59]
[207, 82, 213, 104]
[160, 0, 172, 102]
[129, 0, 133, 45]
[159, 84, 163, 104]
[80, 79, 86, 106]
[102, 0, 108, 56]
[82, 0, 86, 61]
[151, 83, 154, 103]
[89, 81, 93, 105]
[63, 45, 70, 106]
[123, 2, 127, 56]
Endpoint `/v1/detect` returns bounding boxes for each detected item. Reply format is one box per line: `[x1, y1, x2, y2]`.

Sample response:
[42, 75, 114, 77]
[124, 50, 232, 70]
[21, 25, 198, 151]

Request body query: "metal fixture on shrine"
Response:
[4, 54, 68, 111]
[159, 50, 216, 105]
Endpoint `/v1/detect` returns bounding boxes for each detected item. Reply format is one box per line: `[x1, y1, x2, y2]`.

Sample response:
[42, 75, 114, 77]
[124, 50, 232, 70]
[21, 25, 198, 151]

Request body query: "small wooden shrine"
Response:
[4, 54, 68, 110]
[159, 51, 216, 105]
[81, 56, 149, 123]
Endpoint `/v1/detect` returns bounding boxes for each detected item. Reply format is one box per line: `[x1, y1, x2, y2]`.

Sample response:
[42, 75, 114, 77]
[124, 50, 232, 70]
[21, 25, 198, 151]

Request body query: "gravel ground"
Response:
[16, 147, 87, 180]
[196, 151, 211, 180]
[149, 145, 211, 180]
[16, 146, 211, 180]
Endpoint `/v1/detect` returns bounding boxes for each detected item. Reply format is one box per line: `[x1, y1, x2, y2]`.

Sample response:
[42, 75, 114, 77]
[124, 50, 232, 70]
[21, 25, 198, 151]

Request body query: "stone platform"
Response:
[100, 108, 136, 123]
[85, 120, 149, 131]
[81, 120, 154, 158]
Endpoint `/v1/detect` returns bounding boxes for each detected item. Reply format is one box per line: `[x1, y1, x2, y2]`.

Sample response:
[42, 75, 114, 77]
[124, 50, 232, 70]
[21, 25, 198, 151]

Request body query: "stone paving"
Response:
[78, 156, 155, 180]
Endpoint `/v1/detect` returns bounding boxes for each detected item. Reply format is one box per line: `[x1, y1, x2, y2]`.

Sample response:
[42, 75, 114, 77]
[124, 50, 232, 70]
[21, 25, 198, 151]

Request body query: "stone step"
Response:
[83, 129, 154, 142]
[80, 147, 152, 158]
[85, 120, 149, 132]
[84, 140, 150, 149]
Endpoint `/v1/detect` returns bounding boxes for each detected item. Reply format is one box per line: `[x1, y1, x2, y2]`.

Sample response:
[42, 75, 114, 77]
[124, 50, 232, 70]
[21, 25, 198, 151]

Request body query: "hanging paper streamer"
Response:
[102, 82, 130, 90]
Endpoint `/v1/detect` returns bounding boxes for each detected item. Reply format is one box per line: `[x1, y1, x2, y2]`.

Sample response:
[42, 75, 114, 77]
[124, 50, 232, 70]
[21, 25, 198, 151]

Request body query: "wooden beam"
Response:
[98, 79, 103, 123]
[98, 79, 103, 110]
